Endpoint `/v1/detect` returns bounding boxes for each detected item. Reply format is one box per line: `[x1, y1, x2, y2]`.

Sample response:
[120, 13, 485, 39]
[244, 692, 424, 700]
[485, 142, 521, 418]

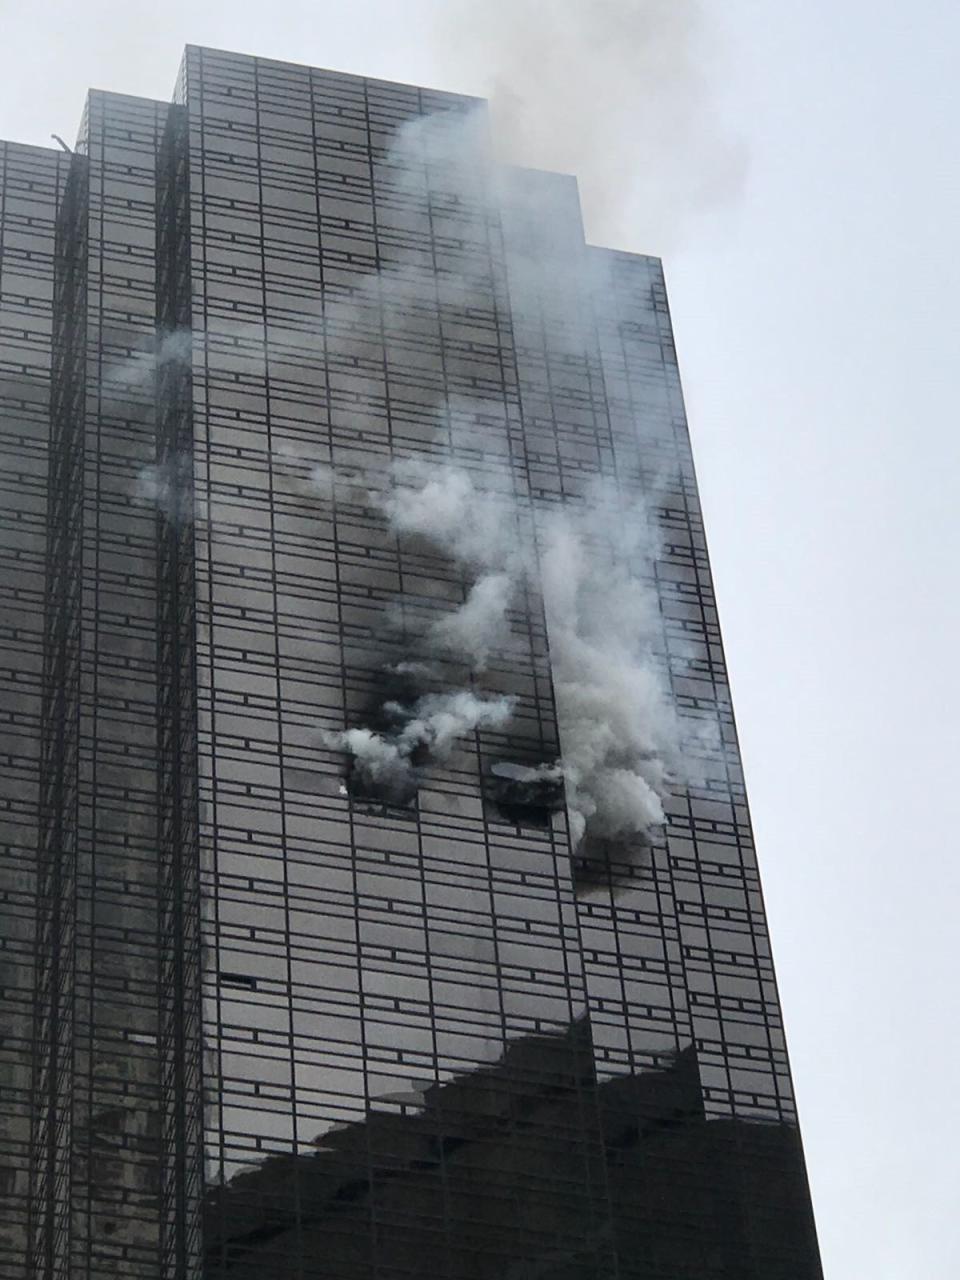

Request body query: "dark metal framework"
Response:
[30, 152, 89, 1280]
[155, 103, 204, 1280]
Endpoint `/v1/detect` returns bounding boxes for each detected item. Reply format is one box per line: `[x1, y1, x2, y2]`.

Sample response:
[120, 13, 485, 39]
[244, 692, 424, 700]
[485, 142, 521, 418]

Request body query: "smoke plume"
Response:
[432, 0, 745, 251]
[311, 453, 680, 846]
[538, 489, 679, 845]
[322, 690, 515, 805]
[128, 87, 697, 854]
[383, 458, 531, 670]
[429, 573, 514, 671]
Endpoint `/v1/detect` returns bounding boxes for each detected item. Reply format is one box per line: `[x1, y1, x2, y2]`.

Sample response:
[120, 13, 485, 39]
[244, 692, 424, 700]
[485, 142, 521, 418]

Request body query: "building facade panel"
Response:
[591, 247, 798, 1119]
[0, 137, 70, 1280]
[70, 91, 170, 1275]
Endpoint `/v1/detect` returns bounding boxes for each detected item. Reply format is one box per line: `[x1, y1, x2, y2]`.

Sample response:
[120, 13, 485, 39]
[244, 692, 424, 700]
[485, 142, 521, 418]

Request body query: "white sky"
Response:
[2, 1, 957, 1274]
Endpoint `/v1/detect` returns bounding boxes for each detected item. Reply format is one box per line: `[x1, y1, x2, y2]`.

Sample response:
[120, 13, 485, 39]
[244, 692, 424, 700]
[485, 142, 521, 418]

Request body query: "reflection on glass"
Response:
[204, 1022, 818, 1279]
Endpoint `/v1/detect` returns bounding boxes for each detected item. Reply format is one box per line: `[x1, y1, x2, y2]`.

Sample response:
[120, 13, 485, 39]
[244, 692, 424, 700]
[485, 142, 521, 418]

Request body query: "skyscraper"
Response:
[0, 45, 822, 1279]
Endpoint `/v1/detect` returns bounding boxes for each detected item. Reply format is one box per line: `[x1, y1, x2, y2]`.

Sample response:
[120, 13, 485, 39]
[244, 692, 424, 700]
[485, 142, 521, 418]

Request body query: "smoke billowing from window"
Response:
[129, 87, 712, 852]
[321, 691, 516, 807]
[432, 0, 745, 252]
[310, 456, 681, 847]
[538, 489, 678, 845]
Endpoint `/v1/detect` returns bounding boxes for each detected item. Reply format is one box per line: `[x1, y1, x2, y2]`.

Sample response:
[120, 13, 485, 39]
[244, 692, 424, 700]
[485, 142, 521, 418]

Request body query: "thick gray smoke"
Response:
[429, 573, 514, 672]
[127, 86, 693, 850]
[383, 458, 532, 670]
[433, 0, 745, 251]
[297, 454, 529, 672]
[292, 96, 694, 841]
[321, 690, 515, 804]
[310, 456, 680, 846]
[395, 464, 679, 844]
[538, 490, 679, 845]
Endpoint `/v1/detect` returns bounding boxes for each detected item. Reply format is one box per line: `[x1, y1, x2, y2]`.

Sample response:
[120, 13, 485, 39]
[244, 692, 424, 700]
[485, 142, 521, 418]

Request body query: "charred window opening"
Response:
[335, 665, 425, 812]
[342, 754, 421, 815]
[330, 660, 514, 815]
[484, 760, 565, 830]
[573, 832, 654, 894]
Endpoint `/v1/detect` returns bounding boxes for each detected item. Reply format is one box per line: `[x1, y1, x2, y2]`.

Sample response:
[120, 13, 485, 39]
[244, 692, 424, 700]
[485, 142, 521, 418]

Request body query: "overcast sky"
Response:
[2, 2, 957, 1274]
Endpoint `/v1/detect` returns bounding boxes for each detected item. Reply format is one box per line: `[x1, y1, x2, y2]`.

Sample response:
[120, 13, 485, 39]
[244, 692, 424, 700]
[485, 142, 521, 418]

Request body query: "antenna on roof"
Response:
[51, 134, 72, 153]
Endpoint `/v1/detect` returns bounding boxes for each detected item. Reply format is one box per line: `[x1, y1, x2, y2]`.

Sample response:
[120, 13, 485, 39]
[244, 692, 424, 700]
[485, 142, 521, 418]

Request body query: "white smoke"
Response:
[394, 690, 515, 755]
[328, 727, 409, 797]
[539, 489, 680, 845]
[322, 690, 515, 801]
[429, 572, 514, 670]
[383, 458, 531, 669]
[383, 458, 523, 574]
[127, 90, 694, 852]
[432, 0, 746, 251]
[292, 455, 527, 671]
[312, 451, 680, 847]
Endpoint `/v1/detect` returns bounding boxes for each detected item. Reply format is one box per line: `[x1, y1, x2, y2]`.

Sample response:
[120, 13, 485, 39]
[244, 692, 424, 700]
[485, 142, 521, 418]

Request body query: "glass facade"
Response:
[0, 45, 822, 1279]
[0, 135, 71, 1278]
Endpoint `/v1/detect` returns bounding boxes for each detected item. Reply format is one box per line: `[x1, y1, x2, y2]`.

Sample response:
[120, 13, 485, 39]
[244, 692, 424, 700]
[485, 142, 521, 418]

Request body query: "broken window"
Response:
[484, 760, 565, 829]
